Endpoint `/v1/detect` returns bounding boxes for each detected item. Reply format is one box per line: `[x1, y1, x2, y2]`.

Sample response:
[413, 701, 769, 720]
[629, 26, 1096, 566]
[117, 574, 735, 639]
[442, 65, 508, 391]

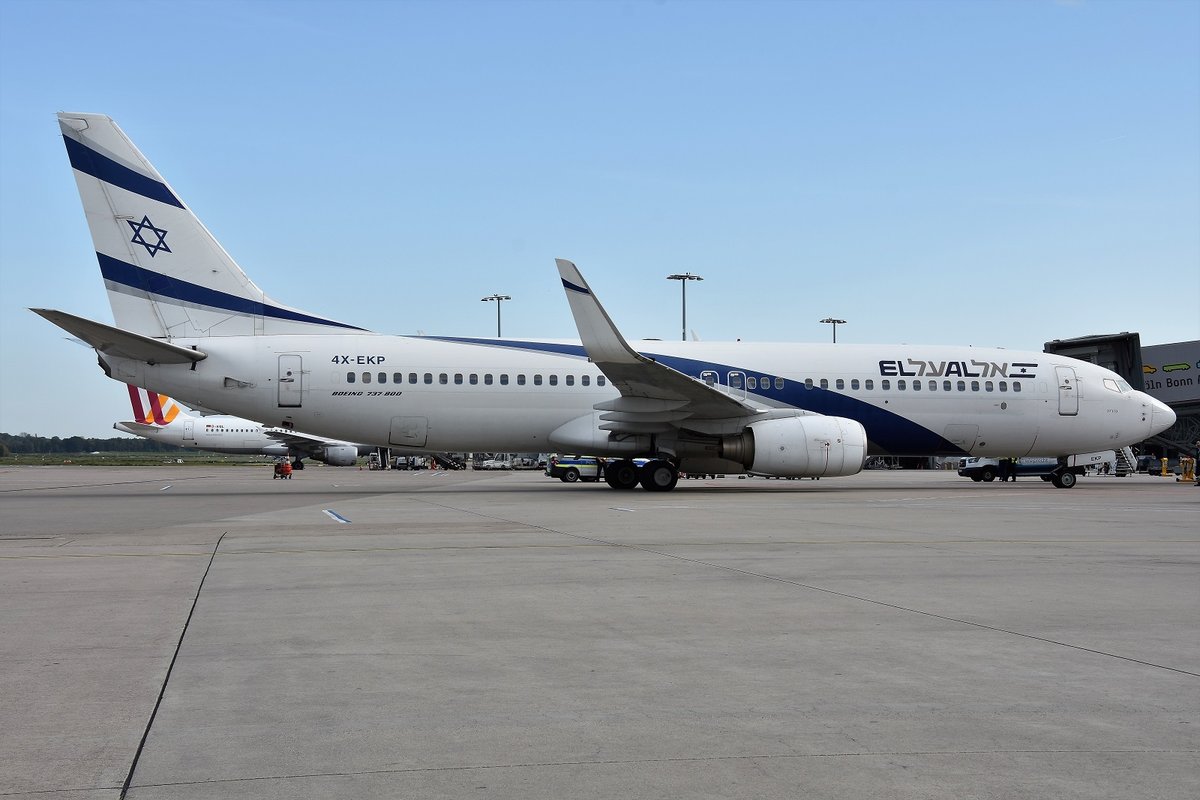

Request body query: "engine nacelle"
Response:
[315, 444, 359, 467]
[721, 416, 867, 478]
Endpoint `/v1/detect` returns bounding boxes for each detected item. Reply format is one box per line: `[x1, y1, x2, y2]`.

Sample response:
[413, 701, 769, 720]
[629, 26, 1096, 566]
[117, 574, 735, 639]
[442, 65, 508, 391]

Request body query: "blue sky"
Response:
[1, 0, 1197, 438]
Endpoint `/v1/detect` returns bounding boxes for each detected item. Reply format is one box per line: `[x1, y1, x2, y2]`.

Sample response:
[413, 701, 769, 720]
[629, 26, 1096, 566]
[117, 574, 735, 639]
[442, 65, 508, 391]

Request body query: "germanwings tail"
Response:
[126, 384, 185, 426]
[58, 112, 364, 338]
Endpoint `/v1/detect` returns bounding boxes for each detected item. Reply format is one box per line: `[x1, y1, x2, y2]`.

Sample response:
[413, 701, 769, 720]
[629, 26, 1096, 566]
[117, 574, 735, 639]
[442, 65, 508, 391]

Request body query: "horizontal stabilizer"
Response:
[30, 309, 207, 364]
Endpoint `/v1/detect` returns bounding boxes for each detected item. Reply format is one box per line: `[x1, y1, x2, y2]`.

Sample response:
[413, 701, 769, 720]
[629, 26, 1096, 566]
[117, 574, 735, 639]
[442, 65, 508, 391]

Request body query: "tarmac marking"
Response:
[323, 509, 352, 524]
[159, 485, 172, 491]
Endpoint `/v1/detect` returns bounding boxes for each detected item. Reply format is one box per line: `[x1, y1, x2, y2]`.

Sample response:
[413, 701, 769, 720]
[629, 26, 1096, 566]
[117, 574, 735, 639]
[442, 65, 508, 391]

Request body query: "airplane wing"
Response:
[555, 259, 760, 434]
[262, 428, 356, 457]
[31, 309, 206, 364]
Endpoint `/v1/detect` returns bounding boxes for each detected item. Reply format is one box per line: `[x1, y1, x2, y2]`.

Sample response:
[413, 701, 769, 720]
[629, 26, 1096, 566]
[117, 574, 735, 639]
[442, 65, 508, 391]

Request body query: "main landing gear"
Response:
[604, 459, 679, 492]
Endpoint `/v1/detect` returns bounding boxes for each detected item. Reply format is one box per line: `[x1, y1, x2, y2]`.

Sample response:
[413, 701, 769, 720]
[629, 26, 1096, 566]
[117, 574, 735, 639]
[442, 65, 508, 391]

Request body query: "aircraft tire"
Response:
[1054, 471, 1077, 489]
[604, 460, 640, 490]
[639, 460, 678, 492]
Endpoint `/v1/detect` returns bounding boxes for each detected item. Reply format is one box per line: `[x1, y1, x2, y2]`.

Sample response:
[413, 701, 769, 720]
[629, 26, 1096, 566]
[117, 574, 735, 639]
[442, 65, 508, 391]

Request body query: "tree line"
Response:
[1, 432, 184, 456]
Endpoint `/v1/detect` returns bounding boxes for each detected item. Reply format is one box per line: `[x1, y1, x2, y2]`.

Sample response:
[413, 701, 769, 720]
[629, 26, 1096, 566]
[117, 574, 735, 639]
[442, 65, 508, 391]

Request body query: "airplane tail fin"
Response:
[126, 384, 184, 426]
[57, 113, 365, 338]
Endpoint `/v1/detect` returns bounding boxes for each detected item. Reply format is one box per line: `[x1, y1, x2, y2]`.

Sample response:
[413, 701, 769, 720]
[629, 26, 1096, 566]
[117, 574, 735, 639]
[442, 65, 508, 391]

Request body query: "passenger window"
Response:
[805, 378, 814, 389]
[971, 380, 979, 391]
[393, 373, 403, 384]
[851, 379, 860, 390]
[1013, 382, 1022, 393]
[566, 375, 575, 386]
[747, 376, 757, 390]
[424, 373, 433, 384]
[409, 373, 418, 384]
[898, 380, 906, 390]
[819, 379, 829, 389]
[549, 375, 558, 386]
[775, 377, 784, 390]
[928, 380, 935, 391]
[836, 379, 845, 390]
[439, 373, 448, 384]
[500, 374, 509, 385]
[999, 381, 1008, 392]
[517, 374, 526, 385]
[985, 381, 994, 392]
[881, 379, 889, 390]
[943, 380, 951, 391]
[347, 372, 355, 383]
[598, 376, 606, 386]
[454, 373, 463, 385]
[865, 379, 874, 390]
[957, 380, 965, 391]
[581, 375, 590, 386]
[362, 372, 372, 384]
[470, 373, 478, 385]
[484, 374, 494, 385]
[379, 372, 387, 384]
[534, 375, 543, 385]
[913, 380, 921, 391]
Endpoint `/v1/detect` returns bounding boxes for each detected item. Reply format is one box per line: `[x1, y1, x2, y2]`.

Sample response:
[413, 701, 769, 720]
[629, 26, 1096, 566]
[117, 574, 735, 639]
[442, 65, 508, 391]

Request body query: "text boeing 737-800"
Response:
[33, 113, 1175, 491]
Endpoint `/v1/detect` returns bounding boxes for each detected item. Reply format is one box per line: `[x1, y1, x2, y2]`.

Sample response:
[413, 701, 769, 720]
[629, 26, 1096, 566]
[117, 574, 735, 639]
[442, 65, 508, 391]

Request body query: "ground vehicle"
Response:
[545, 454, 603, 483]
[957, 453, 1107, 488]
[479, 458, 512, 470]
[273, 462, 293, 479]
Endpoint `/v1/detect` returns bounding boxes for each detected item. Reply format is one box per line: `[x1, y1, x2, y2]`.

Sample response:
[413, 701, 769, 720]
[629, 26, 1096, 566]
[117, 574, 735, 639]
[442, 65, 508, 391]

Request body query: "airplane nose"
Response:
[1148, 396, 1176, 437]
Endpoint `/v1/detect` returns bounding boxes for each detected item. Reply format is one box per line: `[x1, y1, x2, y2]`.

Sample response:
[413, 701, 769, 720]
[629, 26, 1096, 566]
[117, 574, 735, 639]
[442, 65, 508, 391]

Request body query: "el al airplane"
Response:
[34, 113, 1175, 491]
[115, 385, 363, 466]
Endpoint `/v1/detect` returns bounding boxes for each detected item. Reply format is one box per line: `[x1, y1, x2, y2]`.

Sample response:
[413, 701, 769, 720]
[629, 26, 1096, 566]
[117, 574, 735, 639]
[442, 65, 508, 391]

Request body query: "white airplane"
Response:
[114, 385, 363, 466]
[35, 113, 1176, 491]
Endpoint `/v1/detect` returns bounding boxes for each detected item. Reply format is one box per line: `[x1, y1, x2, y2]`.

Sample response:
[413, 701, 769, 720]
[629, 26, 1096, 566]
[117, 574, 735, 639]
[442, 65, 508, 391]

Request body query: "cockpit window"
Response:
[1117, 379, 1132, 392]
[1104, 379, 1120, 393]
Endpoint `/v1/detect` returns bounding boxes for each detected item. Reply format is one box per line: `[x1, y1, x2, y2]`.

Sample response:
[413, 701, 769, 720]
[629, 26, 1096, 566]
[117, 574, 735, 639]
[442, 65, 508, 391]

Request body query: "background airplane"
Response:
[115, 385, 364, 467]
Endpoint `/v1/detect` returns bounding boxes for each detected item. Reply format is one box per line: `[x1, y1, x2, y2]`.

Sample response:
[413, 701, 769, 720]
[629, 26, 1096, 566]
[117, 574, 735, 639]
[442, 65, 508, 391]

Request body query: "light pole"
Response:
[666, 272, 703, 341]
[481, 294, 511, 337]
[820, 317, 846, 343]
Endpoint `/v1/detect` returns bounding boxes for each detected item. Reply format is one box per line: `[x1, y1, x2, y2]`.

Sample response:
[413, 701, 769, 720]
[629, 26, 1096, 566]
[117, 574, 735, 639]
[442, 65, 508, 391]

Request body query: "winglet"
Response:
[555, 259, 645, 366]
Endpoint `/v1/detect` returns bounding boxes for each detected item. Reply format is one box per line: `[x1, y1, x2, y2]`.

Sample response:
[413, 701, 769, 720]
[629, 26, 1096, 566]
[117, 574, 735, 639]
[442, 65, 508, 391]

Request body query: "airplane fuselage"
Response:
[101, 334, 1168, 464]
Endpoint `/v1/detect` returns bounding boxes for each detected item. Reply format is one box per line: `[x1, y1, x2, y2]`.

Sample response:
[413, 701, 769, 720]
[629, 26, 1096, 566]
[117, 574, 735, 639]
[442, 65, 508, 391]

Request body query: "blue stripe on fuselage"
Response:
[422, 336, 962, 455]
[63, 136, 185, 209]
[98, 253, 367, 331]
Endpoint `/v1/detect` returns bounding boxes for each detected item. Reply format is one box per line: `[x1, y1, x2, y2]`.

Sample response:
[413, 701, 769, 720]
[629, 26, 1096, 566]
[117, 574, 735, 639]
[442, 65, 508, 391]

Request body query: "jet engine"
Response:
[315, 445, 359, 467]
[720, 416, 867, 478]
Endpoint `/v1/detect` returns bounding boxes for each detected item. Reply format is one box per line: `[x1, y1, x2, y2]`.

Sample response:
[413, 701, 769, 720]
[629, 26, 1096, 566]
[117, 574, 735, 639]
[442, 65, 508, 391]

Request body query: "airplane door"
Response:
[1055, 366, 1079, 416]
[183, 420, 195, 441]
[278, 355, 303, 408]
[700, 370, 719, 389]
[389, 416, 428, 447]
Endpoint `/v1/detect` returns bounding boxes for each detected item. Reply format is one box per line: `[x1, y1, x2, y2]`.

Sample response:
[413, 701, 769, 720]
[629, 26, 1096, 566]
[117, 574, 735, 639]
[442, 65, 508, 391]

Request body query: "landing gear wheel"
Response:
[604, 460, 640, 490]
[1052, 471, 1077, 489]
[639, 460, 679, 492]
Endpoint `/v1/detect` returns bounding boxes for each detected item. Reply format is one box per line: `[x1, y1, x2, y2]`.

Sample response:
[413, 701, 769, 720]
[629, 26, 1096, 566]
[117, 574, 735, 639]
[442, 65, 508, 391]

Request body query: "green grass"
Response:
[0, 452, 277, 467]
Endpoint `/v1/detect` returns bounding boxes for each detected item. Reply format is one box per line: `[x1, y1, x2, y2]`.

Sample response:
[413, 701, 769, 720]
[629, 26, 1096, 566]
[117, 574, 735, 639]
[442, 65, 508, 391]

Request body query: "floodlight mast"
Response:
[482, 294, 511, 337]
[667, 273, 703, 341]
[820, 317, 846, 343]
